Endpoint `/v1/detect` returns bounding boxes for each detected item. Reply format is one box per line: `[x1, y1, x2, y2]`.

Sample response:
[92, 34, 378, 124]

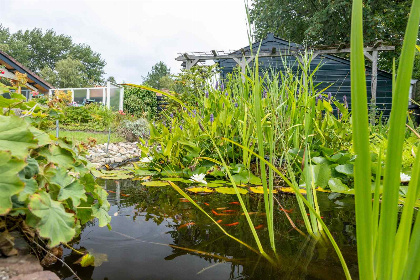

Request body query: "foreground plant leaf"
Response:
[328, 178, 350, 192]
[46, 168, 87, 206]
[39, 145, 75, 169]
[0, 151, 26, 214]
[0, 116, 37, 158]
[28, 191, 76, 247]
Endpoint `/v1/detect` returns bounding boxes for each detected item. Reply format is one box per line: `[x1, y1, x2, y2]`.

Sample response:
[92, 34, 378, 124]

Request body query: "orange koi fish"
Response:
[121, 193, 130, 197]
[216, 220, 223, 223]
[254, 224, 264, 230]
[221, 210, 237, 213]
[280, 208, 293, 213]
[204, 202, 210, 206]
[179, 198, 190, 202]
[229, 202, 240, 205]
[178, 222, 195, 229]
[224, 222, 239, 227]
[217, 207, 227, 210]
[107, 190, 116, 193]
[212, 209, 235, 216]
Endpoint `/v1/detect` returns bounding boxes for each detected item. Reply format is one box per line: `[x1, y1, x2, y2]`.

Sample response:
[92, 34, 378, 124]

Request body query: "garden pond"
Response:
[49, 179, 359, 280]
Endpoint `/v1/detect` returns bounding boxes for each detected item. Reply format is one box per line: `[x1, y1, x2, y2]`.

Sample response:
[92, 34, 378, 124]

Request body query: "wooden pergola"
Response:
[175, 42, 395, 106]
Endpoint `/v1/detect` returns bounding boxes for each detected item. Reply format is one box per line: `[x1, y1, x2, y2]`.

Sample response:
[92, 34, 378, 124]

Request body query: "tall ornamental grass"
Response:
[350, 0, 420, 279]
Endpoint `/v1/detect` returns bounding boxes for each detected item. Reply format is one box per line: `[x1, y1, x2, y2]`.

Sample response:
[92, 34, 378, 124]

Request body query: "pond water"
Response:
[50, 179, 359, 280]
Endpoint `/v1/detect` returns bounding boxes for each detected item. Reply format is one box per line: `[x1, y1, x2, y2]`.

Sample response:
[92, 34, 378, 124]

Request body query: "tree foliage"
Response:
[249, 0, 418, 77]
[0, 25, 106, 87]
[143, 61, 171, 89]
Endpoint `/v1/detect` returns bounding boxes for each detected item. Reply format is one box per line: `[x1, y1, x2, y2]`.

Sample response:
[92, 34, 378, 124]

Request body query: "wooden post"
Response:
[371, 50, 378, 106]
[233, 56, 254, 82]
[186, 58, 199, 70]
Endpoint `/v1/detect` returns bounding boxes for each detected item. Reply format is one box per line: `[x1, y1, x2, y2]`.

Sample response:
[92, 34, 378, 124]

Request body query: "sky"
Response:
[0, 0, 251, 84]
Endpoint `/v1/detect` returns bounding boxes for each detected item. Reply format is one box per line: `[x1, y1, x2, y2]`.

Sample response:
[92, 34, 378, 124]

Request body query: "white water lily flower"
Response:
[189, 173, 207, 185]
[400, 173, 411, 183]
[140, 156, 153, 163]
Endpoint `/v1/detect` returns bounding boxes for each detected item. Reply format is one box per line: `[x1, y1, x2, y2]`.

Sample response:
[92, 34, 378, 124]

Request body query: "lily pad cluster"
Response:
[0, 115, 111, 247]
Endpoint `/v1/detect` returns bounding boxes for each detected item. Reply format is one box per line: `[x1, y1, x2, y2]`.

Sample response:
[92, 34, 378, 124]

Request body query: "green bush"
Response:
[123, 86, 157, 119]
[61, 103, 114, 131]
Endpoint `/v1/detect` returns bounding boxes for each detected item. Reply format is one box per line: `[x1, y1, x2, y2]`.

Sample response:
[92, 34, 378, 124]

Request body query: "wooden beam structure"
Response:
[175, 42, 394, 107]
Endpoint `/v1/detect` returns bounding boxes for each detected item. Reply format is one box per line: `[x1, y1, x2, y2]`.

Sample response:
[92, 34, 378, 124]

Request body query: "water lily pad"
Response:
[215, 187, 248, 194]
[249, 186, 278, 194]
[160, 177, 184, 181]
[141, 181, 170, 187]
[205, 182, 225, 188]
[186, 187, 214, 193]
[279, 187, 307, 194]
[134, 169, 158, 176]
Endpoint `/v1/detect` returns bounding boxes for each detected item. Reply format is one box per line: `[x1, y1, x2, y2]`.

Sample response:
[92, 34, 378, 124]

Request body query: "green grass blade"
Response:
[402, 211, 420, 280]
[376, 0, 420, 277]
[350, 0, 374, 278]
[372, 148, 382, 253]
[392, 146, 420, 280]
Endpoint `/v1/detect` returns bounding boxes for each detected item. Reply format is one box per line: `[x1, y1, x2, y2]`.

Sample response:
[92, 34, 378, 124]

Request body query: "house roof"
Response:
[0, 49, 54, 92]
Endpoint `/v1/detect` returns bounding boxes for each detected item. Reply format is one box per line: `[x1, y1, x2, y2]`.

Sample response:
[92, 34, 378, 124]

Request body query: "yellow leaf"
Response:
[249, 186, 278, 194]
[186, 187, 214, 193]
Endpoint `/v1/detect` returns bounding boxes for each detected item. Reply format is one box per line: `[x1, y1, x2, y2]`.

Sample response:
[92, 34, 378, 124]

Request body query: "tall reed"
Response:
[350, 0, 420, 279]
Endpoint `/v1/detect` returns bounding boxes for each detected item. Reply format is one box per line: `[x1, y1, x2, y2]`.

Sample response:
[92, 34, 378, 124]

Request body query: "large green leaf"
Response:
[39, 145, 75, 169]
[46, 168, 86, 206]
[0, 151, 26, 214]
[328, 178, 350, 192]
[17, 178, 38, 202]
[335, 164, 354, 176]
[0, 116, 37, 158]
[28, 191, 76, 247]
[92, 203, 111, 227]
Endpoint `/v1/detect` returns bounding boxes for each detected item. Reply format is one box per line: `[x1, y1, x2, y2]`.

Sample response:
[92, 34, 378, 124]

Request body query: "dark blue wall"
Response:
[218, 34, 393, 117]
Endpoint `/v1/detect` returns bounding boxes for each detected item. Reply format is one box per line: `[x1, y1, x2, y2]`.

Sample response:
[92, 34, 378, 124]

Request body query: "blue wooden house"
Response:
[216, 34, 417, 118]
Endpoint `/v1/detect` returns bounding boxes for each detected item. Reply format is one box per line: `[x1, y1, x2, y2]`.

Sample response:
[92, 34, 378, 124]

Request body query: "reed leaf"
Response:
[350, 0, 374, 278]
[376, 0, 420, 278]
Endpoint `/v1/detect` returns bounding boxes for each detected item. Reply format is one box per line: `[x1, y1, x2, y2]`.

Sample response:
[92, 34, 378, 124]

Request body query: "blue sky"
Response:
[0, 0, 251, 84]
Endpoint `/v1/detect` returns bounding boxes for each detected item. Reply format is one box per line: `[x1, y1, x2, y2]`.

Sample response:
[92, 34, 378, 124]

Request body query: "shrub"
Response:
[118, 118, 150, 142]
[123, 86, 157, 119]
[61, 103, 114, 131]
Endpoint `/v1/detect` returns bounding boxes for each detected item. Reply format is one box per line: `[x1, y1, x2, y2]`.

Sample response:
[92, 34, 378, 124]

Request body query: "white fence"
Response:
[49, 82, 124, 111]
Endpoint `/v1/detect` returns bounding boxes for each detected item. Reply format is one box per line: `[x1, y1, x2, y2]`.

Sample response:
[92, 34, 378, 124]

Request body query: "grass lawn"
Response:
[51, 130, 125, 145]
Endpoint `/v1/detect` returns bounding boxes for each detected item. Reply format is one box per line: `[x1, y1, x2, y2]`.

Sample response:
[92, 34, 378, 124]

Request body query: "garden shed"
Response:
[177, 34, 418, 118]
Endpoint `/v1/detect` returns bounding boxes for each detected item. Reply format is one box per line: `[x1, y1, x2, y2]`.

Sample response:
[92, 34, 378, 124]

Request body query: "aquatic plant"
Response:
[350, 0, 420, 279]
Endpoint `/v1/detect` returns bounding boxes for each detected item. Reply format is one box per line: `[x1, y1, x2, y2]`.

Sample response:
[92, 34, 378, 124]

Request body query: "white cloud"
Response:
[0, 0, 250, 84]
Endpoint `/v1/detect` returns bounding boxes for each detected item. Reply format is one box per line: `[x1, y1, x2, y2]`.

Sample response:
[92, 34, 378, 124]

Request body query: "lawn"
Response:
[51, 130, 125, 145]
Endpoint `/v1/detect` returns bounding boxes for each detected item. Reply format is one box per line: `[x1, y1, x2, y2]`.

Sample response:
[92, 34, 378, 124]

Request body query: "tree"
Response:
[0, 25, 106, 86]
[249, 0, 417, 77]
[40, 58, 85, 88]
[106, 76, 117, 84]
[143, 61, 171, 89]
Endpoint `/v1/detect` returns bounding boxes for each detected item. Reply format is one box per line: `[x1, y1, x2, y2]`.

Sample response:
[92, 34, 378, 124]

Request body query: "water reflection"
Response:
[50, 179, 358, 280]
